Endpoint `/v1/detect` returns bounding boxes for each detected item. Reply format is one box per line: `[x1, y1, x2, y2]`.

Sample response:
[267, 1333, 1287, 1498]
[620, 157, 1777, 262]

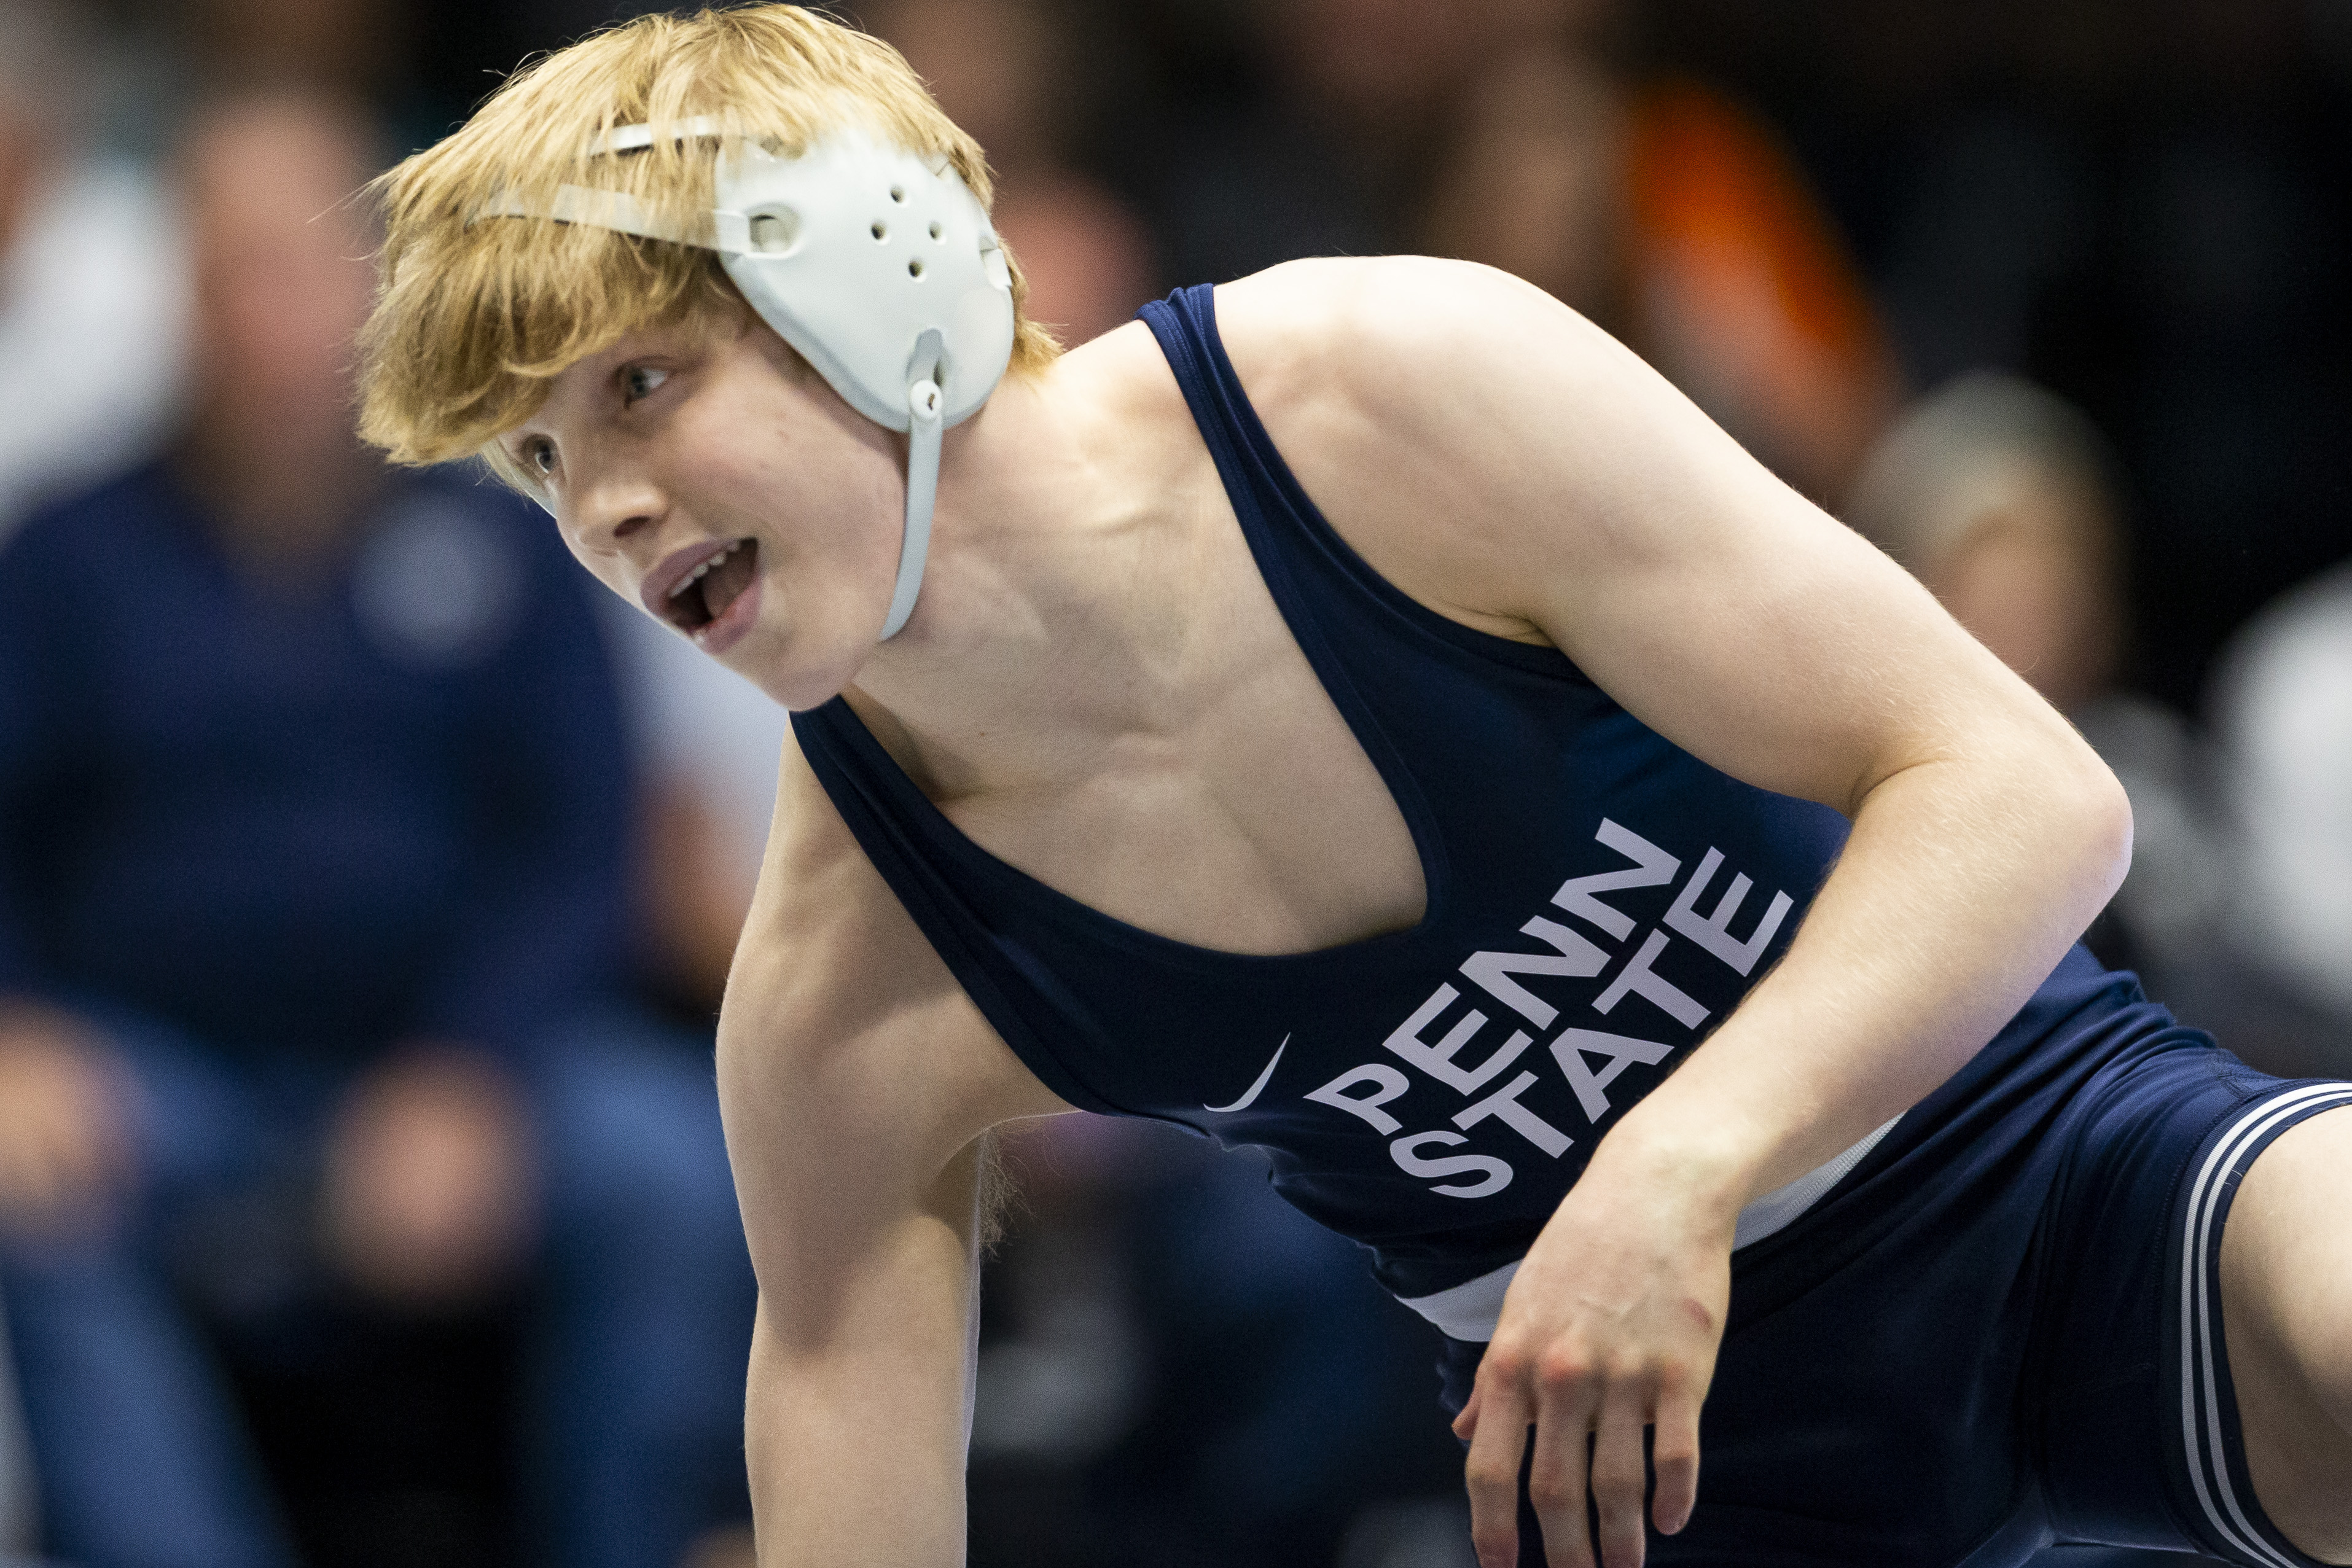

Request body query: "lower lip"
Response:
[691, 572, 762, 656]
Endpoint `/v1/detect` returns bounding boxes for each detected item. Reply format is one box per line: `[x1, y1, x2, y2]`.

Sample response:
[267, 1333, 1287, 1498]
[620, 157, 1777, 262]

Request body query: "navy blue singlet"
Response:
[790, 283, 2126, 1311]
[792, 285, 2352, 1568]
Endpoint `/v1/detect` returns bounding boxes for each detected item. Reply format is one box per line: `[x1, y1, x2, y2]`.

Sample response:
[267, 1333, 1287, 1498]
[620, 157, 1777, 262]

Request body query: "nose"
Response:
[568, 469, 665, 560]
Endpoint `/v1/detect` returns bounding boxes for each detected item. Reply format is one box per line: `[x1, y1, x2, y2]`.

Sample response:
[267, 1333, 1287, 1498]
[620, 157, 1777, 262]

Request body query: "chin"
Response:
[737, 631, 872, 714]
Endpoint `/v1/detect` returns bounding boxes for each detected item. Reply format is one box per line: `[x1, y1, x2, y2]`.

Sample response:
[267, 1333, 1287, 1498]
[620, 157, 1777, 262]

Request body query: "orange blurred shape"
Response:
[1625, 80, 1898, 498]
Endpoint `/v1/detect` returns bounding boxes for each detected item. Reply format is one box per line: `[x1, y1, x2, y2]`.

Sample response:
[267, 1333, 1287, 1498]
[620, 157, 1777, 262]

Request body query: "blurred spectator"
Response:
[0, 0, 187, 543]
[1152, 0, 1510, 299]
[1418, 44, 1631, 337]
[1421, 26, 1900, 499]
[599, 602, 788, 1018]
[0, 10, 172, 1547]
[862, 0, 1157, 345]
[0, 90, 751, 1568]
[1847, 375, 2123, 711]
[1662, 0, 2352, 710]
[181, 0, 399, 101]
[1615, 76, 1900, 499]
[2208, 564, 2352, 1078]
[1846, 373, 2227, 993]
[1145, 0, 1894, 498]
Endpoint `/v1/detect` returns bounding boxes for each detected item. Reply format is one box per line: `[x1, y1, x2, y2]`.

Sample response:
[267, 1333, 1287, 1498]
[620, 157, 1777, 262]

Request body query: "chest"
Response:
[929, 499, 1429, 959]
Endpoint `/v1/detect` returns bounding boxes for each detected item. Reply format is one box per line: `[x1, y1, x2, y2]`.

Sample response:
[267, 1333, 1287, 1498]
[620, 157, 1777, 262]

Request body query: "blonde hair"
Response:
[357, 4, 1058, 476]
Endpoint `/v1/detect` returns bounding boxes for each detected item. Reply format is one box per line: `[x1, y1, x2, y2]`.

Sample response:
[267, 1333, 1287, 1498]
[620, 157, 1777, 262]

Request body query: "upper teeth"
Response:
[669, 541, 741, 598]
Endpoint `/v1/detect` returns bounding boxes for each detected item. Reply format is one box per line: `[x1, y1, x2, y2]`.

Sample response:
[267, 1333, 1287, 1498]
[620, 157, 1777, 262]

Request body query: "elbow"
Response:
[2059, 731, 2135, 908]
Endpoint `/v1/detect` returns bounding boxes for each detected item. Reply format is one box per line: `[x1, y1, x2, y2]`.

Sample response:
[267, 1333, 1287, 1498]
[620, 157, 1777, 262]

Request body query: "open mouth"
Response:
[661, 539, 758, 636]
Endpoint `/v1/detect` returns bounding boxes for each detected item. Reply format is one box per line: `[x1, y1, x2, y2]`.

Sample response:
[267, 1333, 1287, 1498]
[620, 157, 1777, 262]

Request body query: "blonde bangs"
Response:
[357, 4, 1059, 469]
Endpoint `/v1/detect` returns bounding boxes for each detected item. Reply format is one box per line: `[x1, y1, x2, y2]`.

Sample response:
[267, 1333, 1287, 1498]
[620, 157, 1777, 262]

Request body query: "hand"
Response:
[0, 1004, 134, 1242]
[319, 1045, 537, 1308]
[1453, 1135, 1738, 1568]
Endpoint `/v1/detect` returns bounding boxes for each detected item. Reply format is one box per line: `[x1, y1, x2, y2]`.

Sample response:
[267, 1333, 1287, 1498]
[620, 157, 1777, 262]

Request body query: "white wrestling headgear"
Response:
[487, 119, 1017, 639]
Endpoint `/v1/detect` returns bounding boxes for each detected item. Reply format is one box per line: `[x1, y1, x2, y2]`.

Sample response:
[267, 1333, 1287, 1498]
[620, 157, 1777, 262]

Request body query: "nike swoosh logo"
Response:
[1204, 1036, 1288, 1114]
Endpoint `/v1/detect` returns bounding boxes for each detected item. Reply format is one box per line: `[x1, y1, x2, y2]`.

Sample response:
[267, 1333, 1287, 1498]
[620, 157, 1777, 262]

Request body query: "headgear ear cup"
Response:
[713, 131, 1015, 639]
[485, 122, 1017, 640]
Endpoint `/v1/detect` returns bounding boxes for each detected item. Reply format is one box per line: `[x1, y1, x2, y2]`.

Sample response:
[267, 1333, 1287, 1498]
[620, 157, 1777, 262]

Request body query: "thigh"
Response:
[2219, 1104, 2352, 1563]
[2042, 1056, 2352, 1568]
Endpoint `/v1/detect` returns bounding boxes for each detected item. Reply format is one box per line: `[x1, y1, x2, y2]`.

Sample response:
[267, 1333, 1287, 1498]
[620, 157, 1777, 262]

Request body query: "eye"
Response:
[520, 435, 557, 477]
[621, 364, 671, 405]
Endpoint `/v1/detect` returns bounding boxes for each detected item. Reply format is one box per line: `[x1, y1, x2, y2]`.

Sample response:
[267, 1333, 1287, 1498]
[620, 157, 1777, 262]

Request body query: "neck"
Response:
[842, 331, 1203, 794]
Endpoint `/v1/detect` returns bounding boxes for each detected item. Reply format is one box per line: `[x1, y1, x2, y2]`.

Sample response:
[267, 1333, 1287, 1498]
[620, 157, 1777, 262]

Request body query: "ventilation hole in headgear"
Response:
[889, 184, 907, 203]
[907, 259, 925, 278]
[748, 211, 798, 253]
[929, 221, 944, 241]
[871, 220, 887, 241]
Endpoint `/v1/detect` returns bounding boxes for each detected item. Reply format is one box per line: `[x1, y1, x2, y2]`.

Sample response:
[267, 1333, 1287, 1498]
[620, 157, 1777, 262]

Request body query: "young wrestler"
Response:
[356, 9, 2352, 1566]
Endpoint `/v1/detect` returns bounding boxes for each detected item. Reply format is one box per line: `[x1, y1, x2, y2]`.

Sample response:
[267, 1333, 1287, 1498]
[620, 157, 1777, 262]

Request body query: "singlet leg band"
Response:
[2170, 1080, 2352, 1568]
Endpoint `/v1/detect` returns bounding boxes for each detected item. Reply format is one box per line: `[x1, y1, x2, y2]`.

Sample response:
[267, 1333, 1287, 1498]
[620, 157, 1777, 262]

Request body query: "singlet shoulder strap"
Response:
[1136, 284, 1580, 680]
[787, 697, 1133, 1118]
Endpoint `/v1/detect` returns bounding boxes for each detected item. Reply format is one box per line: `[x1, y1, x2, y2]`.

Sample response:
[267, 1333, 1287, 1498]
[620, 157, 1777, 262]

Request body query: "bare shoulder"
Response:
[718, 725, 1070, 1166]
[1207, 259, 2042, 817]
[1207, 257, 1714, 644]
[1212, 255, 1573, 383]
[1211, 256, 1633, 435]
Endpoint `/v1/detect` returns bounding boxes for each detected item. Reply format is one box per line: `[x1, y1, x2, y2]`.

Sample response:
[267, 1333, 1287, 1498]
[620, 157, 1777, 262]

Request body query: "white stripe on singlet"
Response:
[1398, 1115, 1902, 1343]
[2179, 1082, 2352, 1568]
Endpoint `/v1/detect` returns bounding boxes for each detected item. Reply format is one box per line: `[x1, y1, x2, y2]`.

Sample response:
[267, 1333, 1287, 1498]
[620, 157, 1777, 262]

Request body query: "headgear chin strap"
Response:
[486, 120, 1017, 640]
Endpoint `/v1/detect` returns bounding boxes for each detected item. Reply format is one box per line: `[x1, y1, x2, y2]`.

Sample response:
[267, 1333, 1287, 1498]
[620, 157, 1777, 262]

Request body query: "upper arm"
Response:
[721, 733, 1066, 1551]
[716, 727, 1066, 1339]
[1217, 258, 2104, 818]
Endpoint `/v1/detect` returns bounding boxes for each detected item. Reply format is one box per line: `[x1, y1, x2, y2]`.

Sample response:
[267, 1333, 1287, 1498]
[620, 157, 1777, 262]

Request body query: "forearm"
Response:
[1598, 724, 2131, 1217]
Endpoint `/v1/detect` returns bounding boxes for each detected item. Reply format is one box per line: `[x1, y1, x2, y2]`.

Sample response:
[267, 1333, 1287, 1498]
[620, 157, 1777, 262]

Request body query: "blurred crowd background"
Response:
[1, 0, 2348, 1566]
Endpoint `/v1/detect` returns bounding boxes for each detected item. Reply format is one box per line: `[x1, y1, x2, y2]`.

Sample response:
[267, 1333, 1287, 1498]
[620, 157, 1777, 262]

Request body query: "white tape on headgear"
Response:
[483, 119, 1016, 639]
